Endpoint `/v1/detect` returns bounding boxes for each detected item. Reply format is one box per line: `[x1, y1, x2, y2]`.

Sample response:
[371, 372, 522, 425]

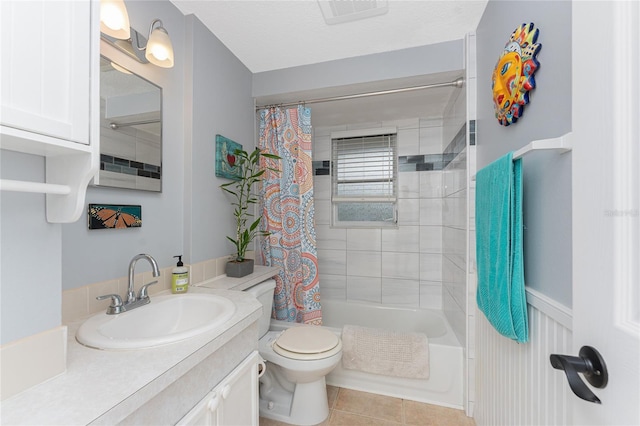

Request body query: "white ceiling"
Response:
[169, 0, 488, 126]
[170, 0, 487, 73]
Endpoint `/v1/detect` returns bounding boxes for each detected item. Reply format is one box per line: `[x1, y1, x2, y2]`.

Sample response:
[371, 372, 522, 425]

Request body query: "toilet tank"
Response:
[244, 279, 276, 338]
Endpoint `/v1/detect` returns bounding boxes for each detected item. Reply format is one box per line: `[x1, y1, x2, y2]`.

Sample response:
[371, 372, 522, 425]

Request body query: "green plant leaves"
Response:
[219, 147, 281, 261]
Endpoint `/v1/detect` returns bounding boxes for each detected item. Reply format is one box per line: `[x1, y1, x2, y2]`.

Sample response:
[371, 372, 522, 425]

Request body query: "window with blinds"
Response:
[331, 129, 397, 227]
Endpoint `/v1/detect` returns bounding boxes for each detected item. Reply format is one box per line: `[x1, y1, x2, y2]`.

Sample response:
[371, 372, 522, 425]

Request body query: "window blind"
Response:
[331, 133, 397, 202]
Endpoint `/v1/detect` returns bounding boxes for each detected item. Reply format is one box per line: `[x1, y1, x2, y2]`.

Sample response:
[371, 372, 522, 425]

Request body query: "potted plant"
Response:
[220, 147, 280, 277]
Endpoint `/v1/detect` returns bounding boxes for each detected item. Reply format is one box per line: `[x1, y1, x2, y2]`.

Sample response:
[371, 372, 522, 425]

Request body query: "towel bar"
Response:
[512, 132, 573, 160]
[0, 179, 71, 195]
[471, 132, 573, 181]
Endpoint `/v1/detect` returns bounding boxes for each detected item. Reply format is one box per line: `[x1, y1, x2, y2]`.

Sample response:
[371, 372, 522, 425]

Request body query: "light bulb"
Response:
[150, 45, 169, 61]
[101, 4, 124, 30]
[145, 24, 174, 68]
[100, 0, 130, 39]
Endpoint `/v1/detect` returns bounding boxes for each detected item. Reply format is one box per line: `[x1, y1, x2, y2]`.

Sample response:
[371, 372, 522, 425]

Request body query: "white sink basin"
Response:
[76, 293, 236, 350]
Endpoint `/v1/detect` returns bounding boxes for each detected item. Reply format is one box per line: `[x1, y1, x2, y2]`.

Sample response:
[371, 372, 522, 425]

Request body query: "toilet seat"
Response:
[272, 326, 342, 360]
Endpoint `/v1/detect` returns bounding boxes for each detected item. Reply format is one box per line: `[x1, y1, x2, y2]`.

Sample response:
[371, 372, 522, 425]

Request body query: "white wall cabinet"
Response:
[178, 351, 264, 426]
[0, 0, 100, 223]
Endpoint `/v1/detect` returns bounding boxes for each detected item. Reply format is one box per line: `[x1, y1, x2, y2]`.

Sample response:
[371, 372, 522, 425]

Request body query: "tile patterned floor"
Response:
[259, 386, 476, 426]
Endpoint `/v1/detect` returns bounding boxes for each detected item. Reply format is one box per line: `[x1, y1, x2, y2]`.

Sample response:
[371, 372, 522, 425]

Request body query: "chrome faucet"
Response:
[97, 253, 160, 315]
[127, 253, 160, 303]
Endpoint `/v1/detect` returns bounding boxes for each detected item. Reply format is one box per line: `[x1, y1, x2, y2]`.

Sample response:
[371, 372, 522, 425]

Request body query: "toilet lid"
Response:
[273, 326, 341, 360]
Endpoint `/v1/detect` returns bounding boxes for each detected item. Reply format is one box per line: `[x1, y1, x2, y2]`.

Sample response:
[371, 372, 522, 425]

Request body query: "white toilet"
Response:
[246, 279, 342, 426]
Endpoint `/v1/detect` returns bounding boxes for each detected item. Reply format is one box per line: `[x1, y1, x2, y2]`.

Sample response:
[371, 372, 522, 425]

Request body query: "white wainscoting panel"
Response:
[475, 302, 573, 425]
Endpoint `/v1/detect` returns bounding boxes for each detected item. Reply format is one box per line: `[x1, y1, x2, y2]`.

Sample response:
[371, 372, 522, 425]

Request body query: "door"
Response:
[216, 351, 261, 426]
[176, 351, 263, 426]
[571, 1, 640, 424]
[176, 388, 220, 426]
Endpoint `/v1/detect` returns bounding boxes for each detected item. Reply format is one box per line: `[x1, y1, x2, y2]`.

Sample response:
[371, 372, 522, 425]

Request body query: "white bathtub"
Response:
[270, 299, 464, 409]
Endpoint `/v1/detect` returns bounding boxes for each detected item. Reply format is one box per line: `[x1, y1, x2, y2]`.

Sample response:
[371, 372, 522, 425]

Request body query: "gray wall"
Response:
[62, 0, 186, 290]
[476, 0, 572, 307]
[0, 152, 62, 344]
[184, 15, 255, 264]
[62, 3, 255, 286]
[253, 40, 463, 98]
[0, 0, 255, 344]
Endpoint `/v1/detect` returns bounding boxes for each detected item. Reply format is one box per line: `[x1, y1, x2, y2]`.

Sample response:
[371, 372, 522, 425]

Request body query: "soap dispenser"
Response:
[171, 255, 189, 294]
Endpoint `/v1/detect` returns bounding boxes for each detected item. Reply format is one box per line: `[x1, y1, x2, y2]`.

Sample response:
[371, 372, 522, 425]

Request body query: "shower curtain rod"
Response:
[255, 77, 464, 110]
[109, 119, 161, 130]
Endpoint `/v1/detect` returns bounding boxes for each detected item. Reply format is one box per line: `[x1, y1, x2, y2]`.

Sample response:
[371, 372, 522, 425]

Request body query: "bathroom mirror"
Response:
[96, 56, 162, 192]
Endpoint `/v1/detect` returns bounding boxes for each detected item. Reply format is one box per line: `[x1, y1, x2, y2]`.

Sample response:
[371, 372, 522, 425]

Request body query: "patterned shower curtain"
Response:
[258, 106, 322, 325]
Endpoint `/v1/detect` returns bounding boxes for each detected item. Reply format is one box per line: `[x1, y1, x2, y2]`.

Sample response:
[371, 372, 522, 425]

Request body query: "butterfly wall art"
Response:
[215, 134, 242, 180]
[88, 204, 142, 229]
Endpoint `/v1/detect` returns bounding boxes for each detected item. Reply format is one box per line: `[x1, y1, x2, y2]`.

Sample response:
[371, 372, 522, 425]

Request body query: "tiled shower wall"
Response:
[440, 32, 478, 416]
[464, 32, 477, 417]
[312, 118, 447, 309]
[442, 89, 468, 344]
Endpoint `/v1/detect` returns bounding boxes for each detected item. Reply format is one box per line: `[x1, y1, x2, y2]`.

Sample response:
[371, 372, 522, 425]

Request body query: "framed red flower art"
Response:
[492, 23, 541, 126]
[215, 134, 242, 180]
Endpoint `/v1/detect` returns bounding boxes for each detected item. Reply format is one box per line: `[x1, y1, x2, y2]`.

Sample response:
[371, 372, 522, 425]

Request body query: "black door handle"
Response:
[550, 346, 608, 404]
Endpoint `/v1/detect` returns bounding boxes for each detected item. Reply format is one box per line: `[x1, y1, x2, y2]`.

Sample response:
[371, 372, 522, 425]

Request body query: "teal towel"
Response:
[475, 152, 528, 343]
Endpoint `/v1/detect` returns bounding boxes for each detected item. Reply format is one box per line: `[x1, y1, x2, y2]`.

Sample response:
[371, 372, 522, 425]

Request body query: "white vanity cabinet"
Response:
[178, 351, 264, 426]
[0, 0, 100, 223]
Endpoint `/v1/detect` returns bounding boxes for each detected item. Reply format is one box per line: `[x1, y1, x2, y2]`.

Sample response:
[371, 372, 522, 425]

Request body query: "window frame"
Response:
[330, 127, 398, 228]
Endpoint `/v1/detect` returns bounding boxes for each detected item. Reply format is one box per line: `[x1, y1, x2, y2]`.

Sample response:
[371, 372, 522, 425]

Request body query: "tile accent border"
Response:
[444, 122, 469, 158]
[312, 160, 331, 176]
[469, 119, 476, 146]
[100, 154, 161, 180]
[312, 121, 475, 175]
[399, 154, 453, 171]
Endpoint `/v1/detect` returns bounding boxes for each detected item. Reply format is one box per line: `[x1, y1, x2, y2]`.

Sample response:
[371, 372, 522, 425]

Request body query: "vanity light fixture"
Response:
[100, 0, 174, 68]
[144, 19, 174, 68]
[100, 0, 130, 39]
[100, 20, 175, 69]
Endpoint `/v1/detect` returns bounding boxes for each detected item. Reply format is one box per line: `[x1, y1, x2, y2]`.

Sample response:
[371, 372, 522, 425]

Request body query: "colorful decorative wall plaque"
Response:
[215, 134, 242, 180]
[88, 204, 142, 229]
[492, 23, 541, 126]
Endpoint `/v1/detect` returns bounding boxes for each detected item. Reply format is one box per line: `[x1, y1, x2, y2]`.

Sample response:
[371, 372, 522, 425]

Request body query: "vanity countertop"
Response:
[196, 265, 280, 291]
[0, 287, 262, 425]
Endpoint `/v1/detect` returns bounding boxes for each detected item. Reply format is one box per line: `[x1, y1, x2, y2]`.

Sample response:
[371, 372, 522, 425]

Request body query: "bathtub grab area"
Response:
[270, 300, 464, 409]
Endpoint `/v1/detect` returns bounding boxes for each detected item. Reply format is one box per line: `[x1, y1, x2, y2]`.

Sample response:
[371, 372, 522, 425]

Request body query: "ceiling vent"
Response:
[317, 0, 388, 25]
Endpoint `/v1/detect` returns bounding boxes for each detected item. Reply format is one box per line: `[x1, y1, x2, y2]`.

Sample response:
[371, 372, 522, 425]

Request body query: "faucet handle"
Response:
[96, 294, 124, 315]
[138, 280, 158, 300]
